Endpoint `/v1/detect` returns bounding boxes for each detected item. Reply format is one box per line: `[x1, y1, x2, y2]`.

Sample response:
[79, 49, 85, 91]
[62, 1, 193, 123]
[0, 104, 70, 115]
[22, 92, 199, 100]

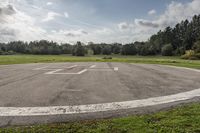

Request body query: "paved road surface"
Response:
[0, 62, 200, 126]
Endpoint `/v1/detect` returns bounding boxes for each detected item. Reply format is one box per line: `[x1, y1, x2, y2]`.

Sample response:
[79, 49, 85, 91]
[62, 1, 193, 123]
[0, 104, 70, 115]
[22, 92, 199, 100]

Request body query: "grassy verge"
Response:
[1, 103, 200, 133]
[0, 54, 200, 69]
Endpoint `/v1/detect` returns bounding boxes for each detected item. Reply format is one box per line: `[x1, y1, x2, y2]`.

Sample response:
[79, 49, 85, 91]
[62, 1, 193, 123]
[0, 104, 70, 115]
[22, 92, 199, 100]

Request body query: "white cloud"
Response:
[118, 22, 130, 30]
[94, 28, 113, 35]
[42, 11, 61, 22]
[64, 12, 69, 18]
[2, 0, 200, 44]
[135, 19, 159, 28]
[118, 0, 200, 42]
[0, 4, 47, 42]
[59, 29, 88, 37]
[47, 2, 53, 6]
[148, 9, 156, 15]
[142, 0, 200, 28]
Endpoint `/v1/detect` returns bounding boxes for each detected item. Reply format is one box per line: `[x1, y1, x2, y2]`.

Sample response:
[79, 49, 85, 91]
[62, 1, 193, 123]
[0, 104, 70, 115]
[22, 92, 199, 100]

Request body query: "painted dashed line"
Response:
[114, 67, 119, 71]
[77, 69, 88, 74]
[33, 66, 48, 70]
[89, 65, 96, 68]
[45, 69, 63, 74]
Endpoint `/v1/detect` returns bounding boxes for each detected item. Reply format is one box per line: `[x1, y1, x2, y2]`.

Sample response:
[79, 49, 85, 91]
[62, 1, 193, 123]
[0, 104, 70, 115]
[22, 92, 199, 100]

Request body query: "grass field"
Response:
[0, 54, 200, 69]
[0, 54, 200, 132]
[1, 103, 200, 133]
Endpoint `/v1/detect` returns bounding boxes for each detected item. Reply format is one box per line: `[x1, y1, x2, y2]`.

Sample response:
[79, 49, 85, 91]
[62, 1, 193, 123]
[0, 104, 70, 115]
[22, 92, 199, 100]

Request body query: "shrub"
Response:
[181, 50, 196, 59]
[0, 50, 3, 55]
[161, 44, 173, 56]
[102, 56, 112, 59]
[195, 53, 200, 58]
[193, 40, 200, 53]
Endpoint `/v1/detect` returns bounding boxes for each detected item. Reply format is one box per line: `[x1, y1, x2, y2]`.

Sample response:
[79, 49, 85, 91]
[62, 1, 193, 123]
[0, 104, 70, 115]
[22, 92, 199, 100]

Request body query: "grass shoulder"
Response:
[1, 103, 200, 133]
[0, 54, 200, 69]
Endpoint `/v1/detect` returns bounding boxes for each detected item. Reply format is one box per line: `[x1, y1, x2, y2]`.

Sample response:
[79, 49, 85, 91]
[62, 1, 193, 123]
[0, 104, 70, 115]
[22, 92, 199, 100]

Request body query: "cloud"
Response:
[0, 4, 16, 15]
[135, 19, 159, 28]
[148, 9, 156, 15]
[0, 4, 16, 23]
[2, 0, 200, 44]
[94, 28, 113, 35]
[42, 11, 61, 22]
[0, 4, 47, 42]
[147, 0, 200, 28]
[52, 29, 88, 37]
[118, 0, 200, 42]
[47, 2, 53, 6]
[64, 12, 69, 18]
[118, 22, 130, 30]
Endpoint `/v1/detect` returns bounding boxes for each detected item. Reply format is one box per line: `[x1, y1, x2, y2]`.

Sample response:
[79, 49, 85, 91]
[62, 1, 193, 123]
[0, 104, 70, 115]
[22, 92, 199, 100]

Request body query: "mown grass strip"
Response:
[0, 55, 200, 69]
[0, 103, 200, 133]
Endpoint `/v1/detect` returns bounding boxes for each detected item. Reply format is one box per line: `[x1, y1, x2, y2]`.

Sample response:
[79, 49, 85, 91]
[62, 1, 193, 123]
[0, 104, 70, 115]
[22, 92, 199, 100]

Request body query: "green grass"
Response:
[0, 54, 200, 132]
[1, 103, 200, 133]
[0, 54, 200, 69]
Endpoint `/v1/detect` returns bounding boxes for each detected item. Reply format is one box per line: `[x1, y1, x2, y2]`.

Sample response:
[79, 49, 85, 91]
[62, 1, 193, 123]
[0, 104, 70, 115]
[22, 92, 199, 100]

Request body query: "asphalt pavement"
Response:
[0, 62, 200, 126]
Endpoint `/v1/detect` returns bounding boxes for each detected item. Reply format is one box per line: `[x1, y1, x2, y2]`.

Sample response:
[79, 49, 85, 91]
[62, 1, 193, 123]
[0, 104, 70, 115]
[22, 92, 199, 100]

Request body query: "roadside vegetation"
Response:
[0, 55, 200, 69]
[0, 14, 200, 59]
[1, 103, 200, 133]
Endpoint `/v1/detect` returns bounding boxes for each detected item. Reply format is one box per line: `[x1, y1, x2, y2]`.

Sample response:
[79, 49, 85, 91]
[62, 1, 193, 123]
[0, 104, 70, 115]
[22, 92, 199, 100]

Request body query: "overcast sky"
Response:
[0, 0, 200, 44]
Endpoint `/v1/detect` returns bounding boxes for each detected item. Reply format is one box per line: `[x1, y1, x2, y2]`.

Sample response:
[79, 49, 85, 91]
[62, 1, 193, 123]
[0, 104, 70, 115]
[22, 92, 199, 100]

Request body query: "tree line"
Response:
[0, 14, 200, 58]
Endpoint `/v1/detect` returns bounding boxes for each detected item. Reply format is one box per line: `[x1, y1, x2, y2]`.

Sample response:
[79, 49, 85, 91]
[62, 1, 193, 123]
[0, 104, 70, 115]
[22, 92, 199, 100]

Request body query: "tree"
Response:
[72, 41, 85, 56]
[88, 43, 102, 55]
[102, 45, 111, 55]
[161, 44, 173, 56]
[61, 43, 73, 54]
[193, 40, 200, 53]
[111, 43, 122, 54]
[121, 43, 137, 55]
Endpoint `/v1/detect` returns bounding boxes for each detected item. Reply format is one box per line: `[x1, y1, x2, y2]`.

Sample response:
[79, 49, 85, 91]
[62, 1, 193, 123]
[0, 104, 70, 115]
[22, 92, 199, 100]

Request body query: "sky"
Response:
[0, 0, 200, 44]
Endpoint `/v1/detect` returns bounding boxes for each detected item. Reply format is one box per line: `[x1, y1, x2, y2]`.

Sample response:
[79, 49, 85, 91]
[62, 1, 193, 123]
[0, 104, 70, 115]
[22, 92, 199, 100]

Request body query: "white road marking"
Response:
[88, 69, 115, 72]
[33, 66, 48, 70]
[114, 67, 119, 71]
[0, 88, 200, 116]
[46, 69, 88, 75]
[45, 69, 63, 74]
[33, 65, 118, 74]
[66, 65, 78, 69]
[66, 89, 82, 92]
[77, 69, 88, 74]
[164, 65, 200, 73]
[89, 65, 96, 68]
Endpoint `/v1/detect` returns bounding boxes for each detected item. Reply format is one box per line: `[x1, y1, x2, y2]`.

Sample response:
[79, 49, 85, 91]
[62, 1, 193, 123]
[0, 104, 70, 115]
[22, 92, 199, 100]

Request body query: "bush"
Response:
[193, 40, 200, 53]
[102, 56, 112, 59]
[0, 50, 3, 55]
[161, 44, 173, 56]
[195, 53, 200, 58]
[181, 50, 196, 59]
[7, 50, 15, 55]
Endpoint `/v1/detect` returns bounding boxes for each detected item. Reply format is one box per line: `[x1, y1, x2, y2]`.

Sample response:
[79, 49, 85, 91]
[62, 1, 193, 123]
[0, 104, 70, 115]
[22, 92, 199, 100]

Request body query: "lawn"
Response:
[0, 54, 200, 132]
[1, 103, 200, 133]
[0, 54, 200, 69]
